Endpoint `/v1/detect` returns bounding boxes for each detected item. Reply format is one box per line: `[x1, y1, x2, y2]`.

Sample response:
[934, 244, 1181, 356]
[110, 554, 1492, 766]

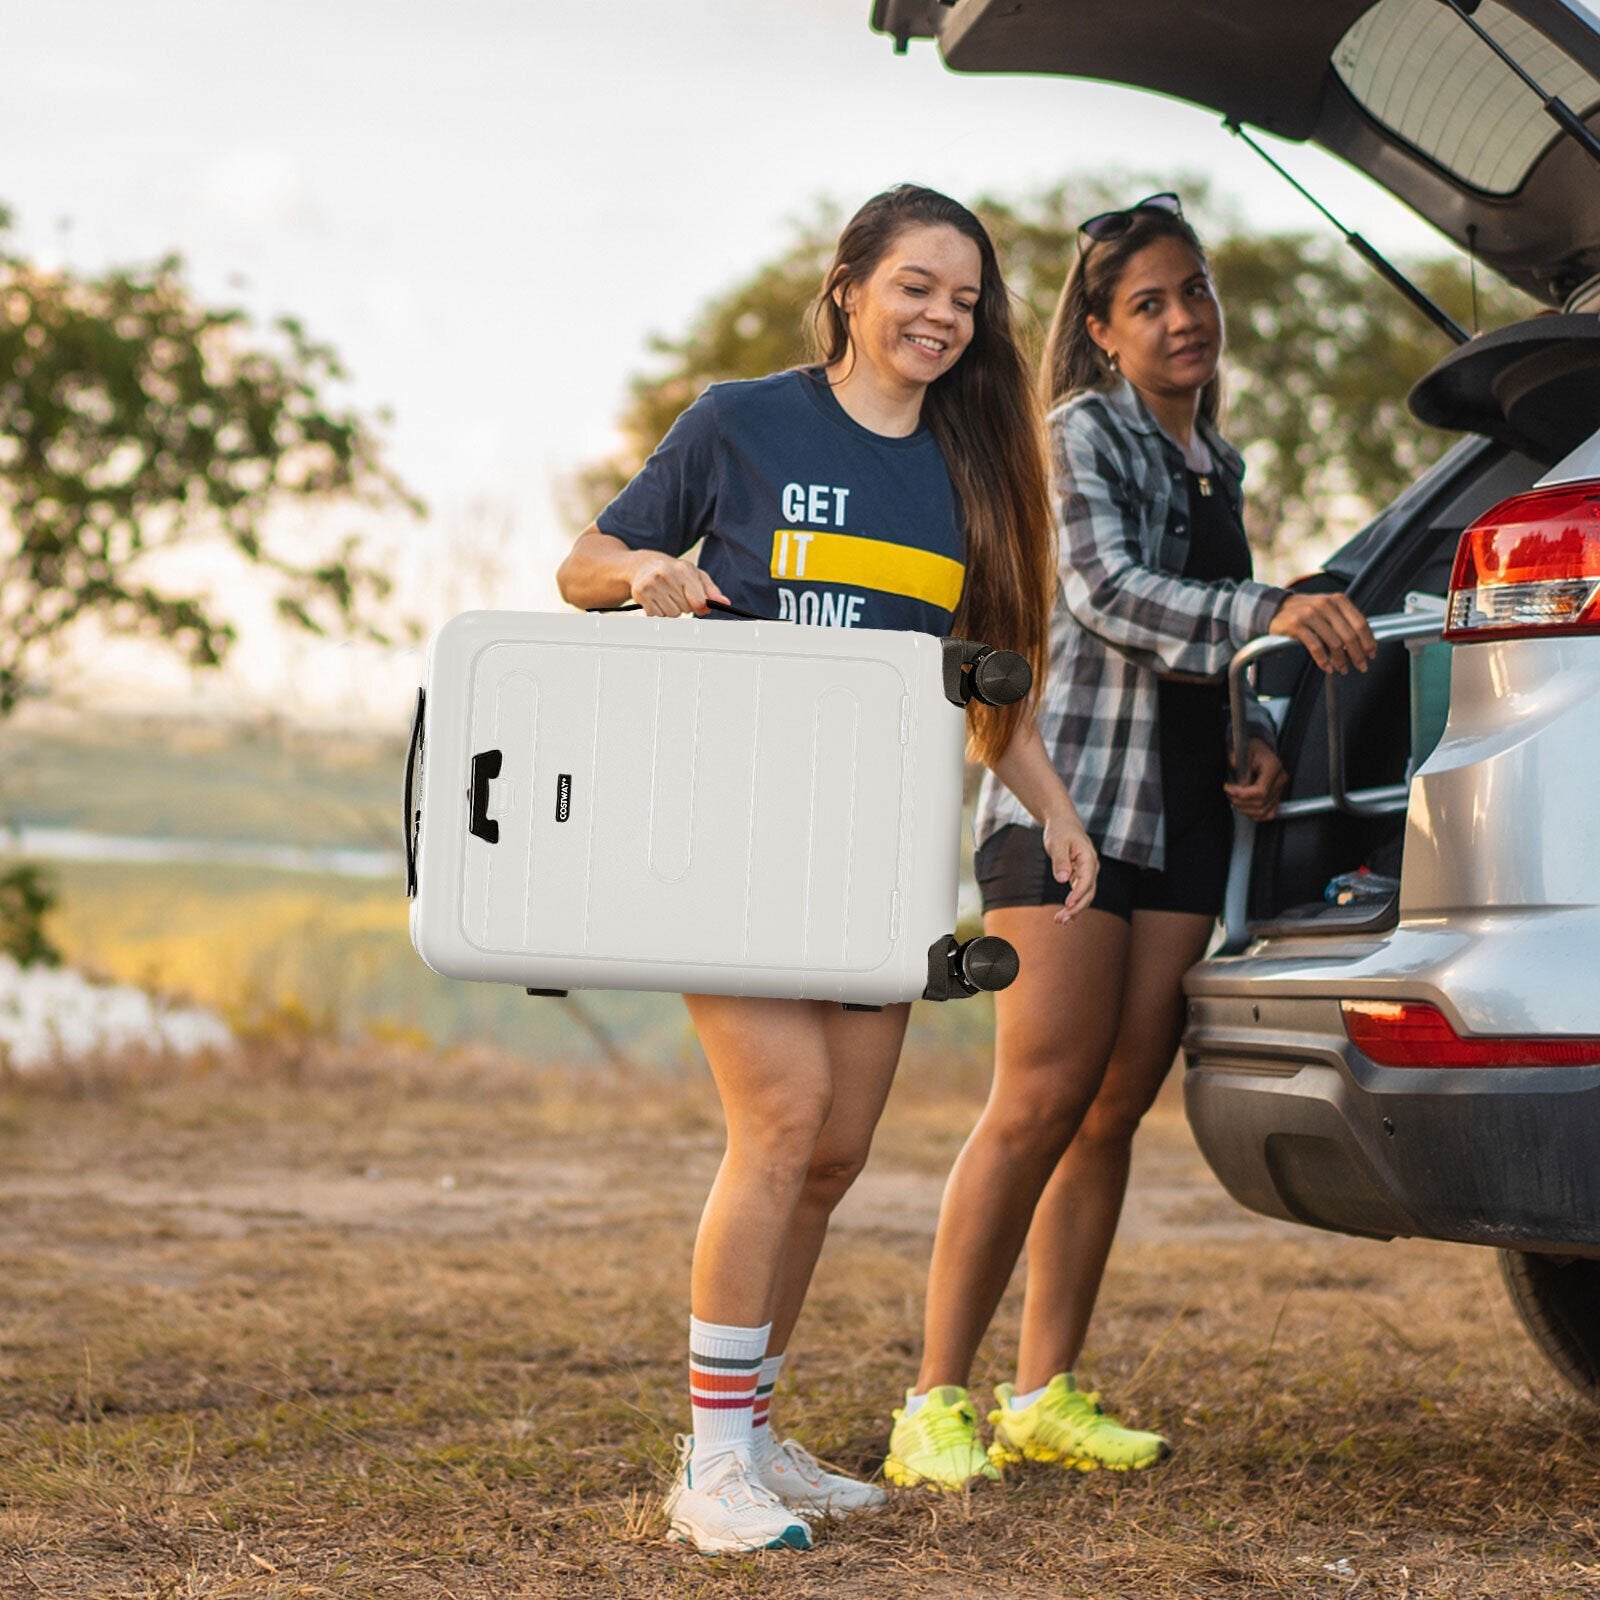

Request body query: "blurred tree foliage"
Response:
[0, 863, 59, 969]
[1212, 239, 1531, 555]
[0, 205, 420, 718]
[567, 180, 1533, 561]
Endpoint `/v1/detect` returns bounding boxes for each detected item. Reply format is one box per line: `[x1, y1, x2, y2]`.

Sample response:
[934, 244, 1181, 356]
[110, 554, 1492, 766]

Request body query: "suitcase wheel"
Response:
[940, 639, 1033, 708]
[922, 932, 1020, 1000]
[969, 649, 1032, 708]
[957, 935, 1020, 993]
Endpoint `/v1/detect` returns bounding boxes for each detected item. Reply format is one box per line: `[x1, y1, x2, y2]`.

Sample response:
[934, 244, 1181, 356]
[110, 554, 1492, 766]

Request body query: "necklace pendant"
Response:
[1197, 473, 1213, 497]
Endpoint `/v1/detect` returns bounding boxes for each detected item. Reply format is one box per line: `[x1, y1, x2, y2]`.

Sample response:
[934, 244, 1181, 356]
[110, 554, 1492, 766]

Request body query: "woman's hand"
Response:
[1267, 592, 1378, 675]
[1042, 810, 1099, 923]
[556, 526, 730, 615]
[628, 550, 730, 618]
[1224, 737, 1288, 821]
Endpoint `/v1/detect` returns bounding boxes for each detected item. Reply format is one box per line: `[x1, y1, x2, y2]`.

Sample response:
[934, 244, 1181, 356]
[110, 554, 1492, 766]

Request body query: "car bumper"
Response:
[1183, 926, 1600, 1255]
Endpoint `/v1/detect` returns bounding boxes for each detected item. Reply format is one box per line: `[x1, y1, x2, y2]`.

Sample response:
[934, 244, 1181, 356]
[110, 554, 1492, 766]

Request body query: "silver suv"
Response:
[869, 0, 1600, 1400]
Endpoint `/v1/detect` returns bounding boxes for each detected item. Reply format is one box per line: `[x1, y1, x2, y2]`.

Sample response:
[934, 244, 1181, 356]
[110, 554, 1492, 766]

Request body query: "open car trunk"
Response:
[871, 0, 1600, 306]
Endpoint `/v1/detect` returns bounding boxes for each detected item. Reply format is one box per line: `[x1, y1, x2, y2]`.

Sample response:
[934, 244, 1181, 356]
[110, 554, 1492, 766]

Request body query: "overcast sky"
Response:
[7, 0, 1478, 711]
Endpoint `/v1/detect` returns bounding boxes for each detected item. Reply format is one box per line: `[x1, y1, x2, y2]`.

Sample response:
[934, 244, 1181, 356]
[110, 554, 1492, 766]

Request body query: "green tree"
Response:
[0, 206, 420, 968]
[567, 182, 1533, 561]
[0, 206, 420, 717]
[1212, 235, 1532, 551]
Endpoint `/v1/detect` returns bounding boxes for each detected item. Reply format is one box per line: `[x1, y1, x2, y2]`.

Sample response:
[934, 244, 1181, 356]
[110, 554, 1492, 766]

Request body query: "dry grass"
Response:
[1, 1042, 1597, 1599]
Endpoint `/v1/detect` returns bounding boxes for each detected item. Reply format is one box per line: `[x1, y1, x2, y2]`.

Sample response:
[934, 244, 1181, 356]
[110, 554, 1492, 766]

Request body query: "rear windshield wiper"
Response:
[1224, 119, 1470, 347]
[1438, 0, 1600, 175]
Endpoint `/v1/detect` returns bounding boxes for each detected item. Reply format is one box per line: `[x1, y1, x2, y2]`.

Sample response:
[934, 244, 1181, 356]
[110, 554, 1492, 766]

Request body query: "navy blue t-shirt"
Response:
[596, 368, 965, 635]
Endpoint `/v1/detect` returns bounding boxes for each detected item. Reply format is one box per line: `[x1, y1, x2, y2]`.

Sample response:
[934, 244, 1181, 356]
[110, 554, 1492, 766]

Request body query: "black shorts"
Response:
[974, 820, 1231, 924]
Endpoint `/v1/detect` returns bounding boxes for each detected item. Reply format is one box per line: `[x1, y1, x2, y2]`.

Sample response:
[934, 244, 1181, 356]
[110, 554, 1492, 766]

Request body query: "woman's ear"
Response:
[1085, 313, 1111, 358]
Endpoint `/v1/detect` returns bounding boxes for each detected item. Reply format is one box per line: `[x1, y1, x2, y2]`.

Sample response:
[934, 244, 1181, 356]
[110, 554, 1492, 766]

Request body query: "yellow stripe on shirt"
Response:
[769, 529, 964, 612]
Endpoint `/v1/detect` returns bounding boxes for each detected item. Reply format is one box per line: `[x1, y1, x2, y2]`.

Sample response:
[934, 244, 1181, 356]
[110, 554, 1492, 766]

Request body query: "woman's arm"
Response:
[986, 715, 1098, 922]
[556, 526, 729, 616]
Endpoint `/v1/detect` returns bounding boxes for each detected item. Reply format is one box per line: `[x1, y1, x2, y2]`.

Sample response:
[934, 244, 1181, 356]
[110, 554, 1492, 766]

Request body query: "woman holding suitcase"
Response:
[882, 194, 1378, 1489]
[557, 184, 1098, 1554]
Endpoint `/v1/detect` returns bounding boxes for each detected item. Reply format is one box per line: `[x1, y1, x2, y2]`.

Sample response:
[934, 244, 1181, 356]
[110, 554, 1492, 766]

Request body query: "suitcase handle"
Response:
[588, 598, 766, 621]
[403, 687, 424, 898]
[469, 749, 503, 844]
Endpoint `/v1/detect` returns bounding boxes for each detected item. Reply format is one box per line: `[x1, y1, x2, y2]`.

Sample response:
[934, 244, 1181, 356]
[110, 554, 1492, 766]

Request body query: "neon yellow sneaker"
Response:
[883, 1386, 1001, 1491]
[988, 1374, 1170, 1473]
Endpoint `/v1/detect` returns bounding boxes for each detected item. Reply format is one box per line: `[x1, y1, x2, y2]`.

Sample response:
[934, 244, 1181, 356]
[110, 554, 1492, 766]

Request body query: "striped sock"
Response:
[688, 1316, 770, 1475]
[750, 1351, 785, 1457]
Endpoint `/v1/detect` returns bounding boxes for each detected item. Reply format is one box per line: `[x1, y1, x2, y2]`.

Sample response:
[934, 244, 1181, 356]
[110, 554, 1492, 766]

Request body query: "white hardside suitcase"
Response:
[404, 610, 1027, 1006]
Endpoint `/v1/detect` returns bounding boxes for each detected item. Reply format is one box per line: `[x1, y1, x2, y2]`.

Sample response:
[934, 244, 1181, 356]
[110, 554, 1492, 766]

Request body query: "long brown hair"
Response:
[807, 185, 1051, 767]
[1041, 205, 1222, 420]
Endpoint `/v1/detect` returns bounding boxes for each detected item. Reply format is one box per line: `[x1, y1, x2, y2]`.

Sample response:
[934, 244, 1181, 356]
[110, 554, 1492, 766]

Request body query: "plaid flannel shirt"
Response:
[975, 379, 1288, 871]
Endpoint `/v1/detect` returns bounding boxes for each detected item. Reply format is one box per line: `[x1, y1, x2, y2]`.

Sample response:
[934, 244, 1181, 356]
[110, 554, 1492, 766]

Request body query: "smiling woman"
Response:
[553, 183, 1098, 1556]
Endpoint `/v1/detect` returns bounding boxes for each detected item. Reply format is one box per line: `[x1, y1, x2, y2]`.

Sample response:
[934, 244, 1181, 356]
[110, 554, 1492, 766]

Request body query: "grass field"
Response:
[2, 1042, 1597, 1599]
[0, 711, 402, 852]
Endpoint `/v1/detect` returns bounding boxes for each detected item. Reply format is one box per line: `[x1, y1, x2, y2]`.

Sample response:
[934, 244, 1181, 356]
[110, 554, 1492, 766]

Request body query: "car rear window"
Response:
[1333, 0, 1600, 194]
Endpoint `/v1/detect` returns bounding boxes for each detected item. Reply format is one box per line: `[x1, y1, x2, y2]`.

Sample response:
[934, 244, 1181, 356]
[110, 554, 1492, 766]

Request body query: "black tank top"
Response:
[1157, 467, 1254, 834]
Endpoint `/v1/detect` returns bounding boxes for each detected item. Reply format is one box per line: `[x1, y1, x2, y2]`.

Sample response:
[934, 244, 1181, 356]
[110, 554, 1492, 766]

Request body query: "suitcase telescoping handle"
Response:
[404, 688, 424, 898]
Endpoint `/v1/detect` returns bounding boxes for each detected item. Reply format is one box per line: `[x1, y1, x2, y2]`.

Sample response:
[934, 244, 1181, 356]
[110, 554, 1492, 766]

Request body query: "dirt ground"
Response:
[1, 1047, 1597, 1599]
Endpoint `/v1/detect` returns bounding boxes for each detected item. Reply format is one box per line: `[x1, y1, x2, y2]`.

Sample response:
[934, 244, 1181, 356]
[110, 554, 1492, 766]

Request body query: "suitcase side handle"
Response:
[404, 687, 424, 898]
[469, 749, 503, 844]
[587, 598, 766, 621]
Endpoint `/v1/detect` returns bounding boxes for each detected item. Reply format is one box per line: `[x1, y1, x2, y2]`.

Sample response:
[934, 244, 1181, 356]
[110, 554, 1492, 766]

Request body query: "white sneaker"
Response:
[663, 1436, 812, 1554]
[752, 1434, 889, 1517]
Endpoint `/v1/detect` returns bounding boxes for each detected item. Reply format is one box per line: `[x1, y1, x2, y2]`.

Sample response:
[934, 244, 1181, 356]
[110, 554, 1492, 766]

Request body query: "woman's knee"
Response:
[725, 1085, 835, 1186]
[1074, 1086, 1157, 1151]
[983, 1057, 1105, 1158]
[799, 1142, 872, 1211]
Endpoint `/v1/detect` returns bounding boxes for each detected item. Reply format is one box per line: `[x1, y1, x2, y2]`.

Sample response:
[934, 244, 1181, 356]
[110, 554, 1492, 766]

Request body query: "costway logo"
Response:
[556, 774, 572, 823]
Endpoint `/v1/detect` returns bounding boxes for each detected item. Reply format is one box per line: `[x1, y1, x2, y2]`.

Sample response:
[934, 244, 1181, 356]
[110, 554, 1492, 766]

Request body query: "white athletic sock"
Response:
[750, 1351, 785, 1457]
[1009, 1382, 1049, 1411]
[688, 1316, 770, 1476]
[901, 1390, 929, 1418]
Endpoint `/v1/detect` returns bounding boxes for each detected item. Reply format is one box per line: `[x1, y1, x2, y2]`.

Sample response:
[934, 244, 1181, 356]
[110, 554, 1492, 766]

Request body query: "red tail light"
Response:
[1444, 481, 1600, 641]
[1341, 1000, 1600, 1067]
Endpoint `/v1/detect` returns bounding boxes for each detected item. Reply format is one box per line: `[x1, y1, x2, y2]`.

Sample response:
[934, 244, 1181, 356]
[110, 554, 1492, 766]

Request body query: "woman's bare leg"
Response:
[913, 906, 1129, 1393]
[765, 1003, 910, 1356]
[685, 995, 839, 1329]
[1013, 909, 1214, 1389]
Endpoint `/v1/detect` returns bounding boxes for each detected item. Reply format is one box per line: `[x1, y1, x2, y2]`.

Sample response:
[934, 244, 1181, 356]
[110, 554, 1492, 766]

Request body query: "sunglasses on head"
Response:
[1077, 192, 1184, 243]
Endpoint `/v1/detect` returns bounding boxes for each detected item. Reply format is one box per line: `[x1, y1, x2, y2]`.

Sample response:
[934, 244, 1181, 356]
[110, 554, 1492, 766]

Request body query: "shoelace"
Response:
[774, 1437, 828, 1485]
[917, 1401, 979, 1450]
[701, 1452, 787, 1511]
[1049, 1389, 1109, 1423]
[1065, 1393, 1154, 1443]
